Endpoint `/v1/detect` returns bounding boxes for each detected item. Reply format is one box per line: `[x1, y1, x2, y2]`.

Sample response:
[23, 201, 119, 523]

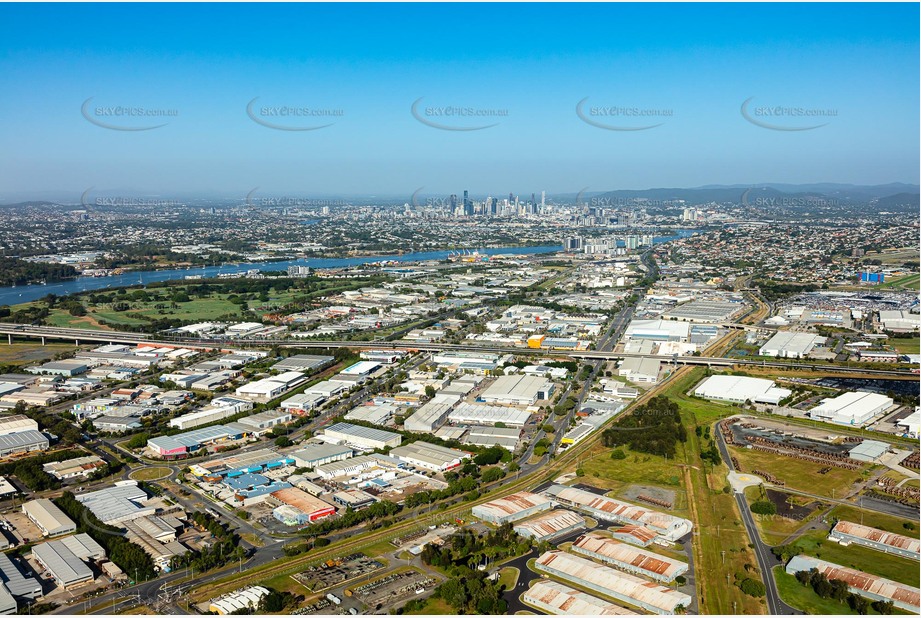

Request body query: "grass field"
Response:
[773, 566, 904, 615]
[128, 467, 172, 481]
[879, 273, 920, 290]
[889, 336, 920, 354]
[828, 505, 920, 539]
[0, 342, 78, 365]
[497, 566, 519, 591]
[731, 446, 867, 500]
[743, 486, 827, 545]
[404, 596, 454, 615]
[782, 529, 920, 587]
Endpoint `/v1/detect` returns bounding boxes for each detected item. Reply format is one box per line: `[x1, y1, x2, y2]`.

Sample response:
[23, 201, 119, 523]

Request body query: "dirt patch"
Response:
[621, 484, 677, 508]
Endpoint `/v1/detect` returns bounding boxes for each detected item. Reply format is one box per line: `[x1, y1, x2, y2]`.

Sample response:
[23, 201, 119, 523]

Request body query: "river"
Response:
[1, 231, 698, 306]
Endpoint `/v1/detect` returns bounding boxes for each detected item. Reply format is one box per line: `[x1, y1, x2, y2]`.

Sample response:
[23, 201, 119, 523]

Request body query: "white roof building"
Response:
[22, 499, 76, 537]
[479, 375, 552, 406]
[693, 375, 791, 405]
[758, 332, 825, 358]
[809, 391, 893, 427]
[389, 442, 470, 472]
[449, 402, 533, 427]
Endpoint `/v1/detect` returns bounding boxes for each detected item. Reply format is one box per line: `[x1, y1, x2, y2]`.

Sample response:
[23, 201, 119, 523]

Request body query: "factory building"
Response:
[270, 487, 336, 525]
[848, 440, 890, 463]
[829, 521, 920, 560]
[235, 372, 306, 403]
[75, 483, 155, 525]
[321, 423, 402, 450]
[0, 583, 14, 615]
[572, 533, 688, 583]
[314, 454, 402, 480]
[31, 539, 95, 589]
[331, 489, 378, 509]
[0, 431, 49, 457]
[345, 403, 396, 425]
[758, 332, 825, 358]
[237, 409, 293, 432]
[449, 402, 532, 427]
[22, 499, 76, 537]
[544, 485, 692, 541]
[389, 442, 470, 472]
[280, 391, 327, 415]
[463, 425, 520, 450]
[191, 449, 295, 479]
[147, 424, 249, 459]
[478, 375, 553, 406]
[610, 524, 658, 547]
[693, 375, 791, 405]
[785, 555, 920, 613]
[209, 586, 271, 615]
[291, 443, 354, 469]
[617, 358, 661, 384]
[0, 552, 41, 601]
[623, 319, 690, 342]
[514, 509, 585, 542]
[472, 492, 553, 524]
[561, 423, 595, 447]
[534, 551, 693, 615]
[0, 416, 38, 437]
[271, 355, 334, 373]
[43, 456, 106, 480]
[809, 392, 893, 427]
[403, 399, 456, 433]
[523, 580, 638, 615]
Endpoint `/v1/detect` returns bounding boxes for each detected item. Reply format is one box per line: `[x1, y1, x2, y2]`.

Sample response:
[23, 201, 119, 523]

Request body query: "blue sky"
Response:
[0, 3, 917, 199]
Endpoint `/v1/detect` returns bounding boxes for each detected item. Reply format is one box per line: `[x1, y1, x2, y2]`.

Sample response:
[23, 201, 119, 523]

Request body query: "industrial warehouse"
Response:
[523, 580, 639, 615]
[543, 485, 693, 541]
[388, 442, 469, 472]
[809, 391, 894, 427]
[478, 375, 553, 406]
[785, 555, 920, 613]
[472, 492, 553, 524]
[513, 509, 586, 541]
[321, 423, 402, 450]
[571, 532, 689, 583]
[534, 550, 693, 615]
[828, 521, 920, 561]
[692, 374, 792, 405]
[22, 499, 76, 537]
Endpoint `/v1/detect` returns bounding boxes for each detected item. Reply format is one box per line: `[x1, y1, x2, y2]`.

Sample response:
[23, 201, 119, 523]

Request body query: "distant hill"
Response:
[876, 192, 920, 210]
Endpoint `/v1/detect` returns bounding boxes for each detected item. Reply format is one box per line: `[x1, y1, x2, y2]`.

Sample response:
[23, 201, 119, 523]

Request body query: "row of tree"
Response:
[602, 396, 688, 458]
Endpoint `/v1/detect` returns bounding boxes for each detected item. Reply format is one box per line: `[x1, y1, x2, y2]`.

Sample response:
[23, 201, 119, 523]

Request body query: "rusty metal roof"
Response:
[523, 580, 639, 615]
[572, 532, 687, 579]
[514, 509, 585, 539]
[787, 555, 920, 611]
[544, 485, 691, 536]
[535, 550, 693, 613]
[831, 521, 920, 555]
[472, 491, 552, 520]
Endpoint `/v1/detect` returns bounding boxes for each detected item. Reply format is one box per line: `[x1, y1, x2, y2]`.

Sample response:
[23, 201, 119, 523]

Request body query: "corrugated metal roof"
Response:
[572, 533, 687, 579]
[473, 492, 552, 520]
[524, 580, 639, 615]
[0, 552, 41, 598]
[32, 540, 93, 586]
[22, 499, 75, 535]
[786, 555, 920, 610]
[58, 533, 105, 561]
[544, 485, 691, 536]
[324, 422, 400, 444]
[535, 550, 692, 613]
[831, 521, 920, 555]
[514, 509, 585, 539]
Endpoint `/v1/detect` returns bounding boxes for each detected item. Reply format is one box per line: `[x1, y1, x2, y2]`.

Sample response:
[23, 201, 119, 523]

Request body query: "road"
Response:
[716, 429, 799, 615]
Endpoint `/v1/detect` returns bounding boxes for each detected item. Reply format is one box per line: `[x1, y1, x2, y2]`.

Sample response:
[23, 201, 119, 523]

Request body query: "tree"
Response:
[274, 436, 293, 448]
[424, 385, 437, 398]
[750, 500, 776, 515]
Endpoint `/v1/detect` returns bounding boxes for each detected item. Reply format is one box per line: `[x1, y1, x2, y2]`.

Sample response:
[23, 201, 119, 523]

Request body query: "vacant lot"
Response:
[731, 445, 867, 500]
[889, 336, 920, 354]
[773, 566, 901, 615]
[0, 342, 78, 365]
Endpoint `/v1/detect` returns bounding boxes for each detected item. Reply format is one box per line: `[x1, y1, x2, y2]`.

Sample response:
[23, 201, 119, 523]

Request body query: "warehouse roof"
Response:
[524, 580, 638, 615]
[75, 484, 151, 524]
[270, 487, 335, 515]
[0, 415, 38, 433]
[291, 443, 354, 464]
[474, 492, 552, 520]
[32, 540, 94, 585]
[272, 355, 334, 372]
[831, 521, 920, 555]
[324, 422, 400, 444]
[0, 552, 41, 598]
[786, 555, 920, 610]
[544, 485, 692, 539]
[573, 533, 687, 580]
[449, 402, 532, 426]
[0, 431, 48, 450]
[535, 550, 692, 613]
[480, 375, 550, 403]
[693, 374, 791, 404]
[464, 425, 520, 450]
[514, 509, 585, 539]
[811, 392, 893, 423]
[58, 533, 105, 561]
[22, 499, 75, 536]
[389, 442, 470, 468]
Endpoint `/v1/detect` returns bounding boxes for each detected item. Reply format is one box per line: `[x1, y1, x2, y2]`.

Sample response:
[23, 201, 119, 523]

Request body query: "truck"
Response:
[326, 593, 341, 606]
